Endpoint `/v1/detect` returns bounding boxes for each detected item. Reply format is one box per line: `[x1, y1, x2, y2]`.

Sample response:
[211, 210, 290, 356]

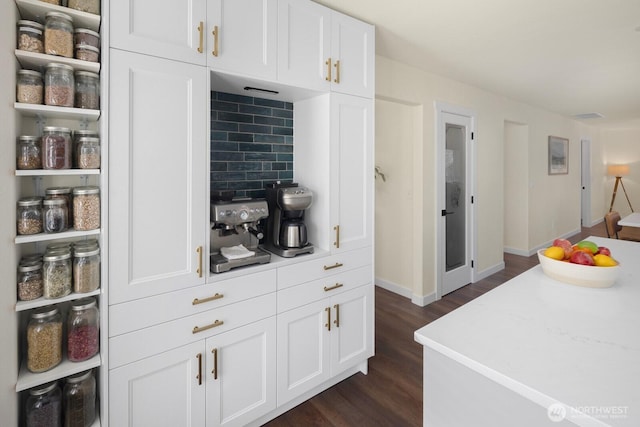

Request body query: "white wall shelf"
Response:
[15, 102, 100, 121]
[15, 169, 100, 176]
[16, 50, 101, 74]
[15, 0, 101, 32]
[15, 228, 100, 244]
[16, 288, 101, 312]
[16, 353, 101, 392]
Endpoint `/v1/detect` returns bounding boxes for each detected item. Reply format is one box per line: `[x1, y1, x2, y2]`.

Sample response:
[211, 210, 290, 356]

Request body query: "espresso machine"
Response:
[264, 182, 314, 257]
[210, 199, 271, 273]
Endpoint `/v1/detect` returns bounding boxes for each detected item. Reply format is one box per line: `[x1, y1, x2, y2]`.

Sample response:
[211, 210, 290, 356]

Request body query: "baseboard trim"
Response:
[504, 227, 582, 257]
[374, 277, 412, 299]
[474, 261, 505, 282]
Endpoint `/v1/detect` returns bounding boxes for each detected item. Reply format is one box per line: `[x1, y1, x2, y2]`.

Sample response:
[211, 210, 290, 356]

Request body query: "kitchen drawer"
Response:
[109, 269, 276, 337]
[277, 265, 371, 313]
[277, 246, 372, 290]
[109, 292, 276, 369]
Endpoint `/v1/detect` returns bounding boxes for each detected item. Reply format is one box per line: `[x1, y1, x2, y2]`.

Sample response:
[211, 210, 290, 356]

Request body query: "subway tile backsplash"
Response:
[211, 92, 293, 199]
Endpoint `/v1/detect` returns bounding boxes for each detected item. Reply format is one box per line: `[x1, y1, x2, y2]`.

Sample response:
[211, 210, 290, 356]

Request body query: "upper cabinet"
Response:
[278, 0, 374, 98]
[208, 0, 278, 80]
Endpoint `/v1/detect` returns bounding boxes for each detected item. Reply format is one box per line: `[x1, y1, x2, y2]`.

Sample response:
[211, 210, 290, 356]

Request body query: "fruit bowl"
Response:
[537, 249, 620, 288]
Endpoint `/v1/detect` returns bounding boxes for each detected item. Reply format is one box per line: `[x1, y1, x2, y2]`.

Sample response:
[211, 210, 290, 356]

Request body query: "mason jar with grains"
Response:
[44, 12, 73, 58]
[67, 298, 99, 362]
[43, 250, 72, 299]
[42, 126, 72, 170]
[74, 71, 99, 109]
[17, 135, 42, 170]
[43, 198, 68, 233]
[17, 70, 43, 104]
[45, 186, 72, 226]
[77, 137, 100, 169]
[73, 246, 100, 293]
[45, 63, 74, 107]
[68, 0, 101, 15]
[73, 186, 100, 231]
[26, 381, 62, 427]
[17, 20, 44, 53]
[18, 262, 44, 301]
[17, 197, 43, 236]
[63, 370, 96, 427]
[27, 306, 63, 373]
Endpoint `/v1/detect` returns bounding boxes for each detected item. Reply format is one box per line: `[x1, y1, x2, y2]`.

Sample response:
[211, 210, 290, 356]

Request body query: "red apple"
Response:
[553, 238, 573, 259]
[569, 250, 595, 266]
[597, 246, 611, 256]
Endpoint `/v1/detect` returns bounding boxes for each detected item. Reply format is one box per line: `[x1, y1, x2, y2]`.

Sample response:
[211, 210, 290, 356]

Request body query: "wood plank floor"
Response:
[264, 223, 609, 426]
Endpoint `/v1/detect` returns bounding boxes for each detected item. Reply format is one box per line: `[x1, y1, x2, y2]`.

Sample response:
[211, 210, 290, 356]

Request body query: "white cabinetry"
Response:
[278, 0, 374, 97]
[108, 49, 208, 304]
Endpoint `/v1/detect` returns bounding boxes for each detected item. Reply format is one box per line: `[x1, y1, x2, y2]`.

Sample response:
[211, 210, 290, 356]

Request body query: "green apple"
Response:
[576, 240, 598, 254]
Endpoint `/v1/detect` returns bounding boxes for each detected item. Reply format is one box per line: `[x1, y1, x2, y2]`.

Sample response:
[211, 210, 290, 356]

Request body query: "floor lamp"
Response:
[607, 164, 634, 212]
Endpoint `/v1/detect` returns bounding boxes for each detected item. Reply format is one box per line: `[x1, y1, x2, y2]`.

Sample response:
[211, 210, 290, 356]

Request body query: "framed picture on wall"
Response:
[548, 136, 569, 175]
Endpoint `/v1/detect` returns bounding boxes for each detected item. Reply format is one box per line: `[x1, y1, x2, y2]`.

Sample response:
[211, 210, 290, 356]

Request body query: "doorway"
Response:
[435, 103, 476, 298]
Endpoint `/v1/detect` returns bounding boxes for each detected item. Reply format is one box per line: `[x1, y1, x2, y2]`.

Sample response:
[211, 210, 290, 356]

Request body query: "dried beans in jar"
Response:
[73, 186, 100, 231]
[67, 298, 99, 362]
[44, 12, 73, 58]
[41, 126, 71, 169]
[27, 306, 62, 373]
[17, 135, 42, 170]
[26, 381, 62, 427]
[44, 63, 74, 107]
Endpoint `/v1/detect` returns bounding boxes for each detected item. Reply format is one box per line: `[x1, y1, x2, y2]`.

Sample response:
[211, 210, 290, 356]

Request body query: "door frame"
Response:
[434, 101, 477, 300]
[580, 138, 592, 227]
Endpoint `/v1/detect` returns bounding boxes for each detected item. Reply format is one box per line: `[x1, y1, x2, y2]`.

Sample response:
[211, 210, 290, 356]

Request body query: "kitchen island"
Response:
[415, 237, 639, 426]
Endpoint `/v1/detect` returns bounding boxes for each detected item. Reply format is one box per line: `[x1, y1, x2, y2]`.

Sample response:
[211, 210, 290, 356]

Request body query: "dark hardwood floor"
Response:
[264, 223, 609, 426]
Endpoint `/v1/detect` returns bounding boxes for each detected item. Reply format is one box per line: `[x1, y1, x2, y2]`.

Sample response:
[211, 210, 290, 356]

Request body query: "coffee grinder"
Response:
[264, 182, 314, 257]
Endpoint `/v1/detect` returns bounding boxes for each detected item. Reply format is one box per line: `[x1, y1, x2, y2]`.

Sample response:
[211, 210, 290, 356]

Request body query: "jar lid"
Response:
[21, 254, 43, 264]
[29, 381, 58, 396]
[74, 239, 99, 248]
[77, 137, 100, 144]
[45, 11, 73, 22]
[43, 125, 71, 134]
[75, 45, 100, 53]
[45, 62, 74, 72]
[75, 70, 100, 79]
[43, 198, 66, 206]
[66, 369, 93, 384]
[73, 129, 99, 138]
[73, 186, 100, 195]
[17, 20, 44, 30]
[47, 242, 72, 250]
[43, 251, 71, 261]
[74, 28, 100, 38]
[17, 135, 39, 143]
[17, 196, 42, 206]
[18, 27, 43, 36]
[71, 297, 97, 311]
[18, 262, 42, 272]
[74, 247, 100, 257]
[17, 69, 42, 78]
[30, 305, 59, 319]
[45, 186, 72, 195]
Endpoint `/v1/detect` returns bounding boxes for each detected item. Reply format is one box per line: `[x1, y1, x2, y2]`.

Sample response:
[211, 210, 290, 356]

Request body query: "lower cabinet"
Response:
[276, 284, 374, 406]
[109, 317, 276, 427]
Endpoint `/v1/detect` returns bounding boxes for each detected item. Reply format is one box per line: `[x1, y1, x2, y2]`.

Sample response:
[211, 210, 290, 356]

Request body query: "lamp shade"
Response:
[607, 164, 630, 177]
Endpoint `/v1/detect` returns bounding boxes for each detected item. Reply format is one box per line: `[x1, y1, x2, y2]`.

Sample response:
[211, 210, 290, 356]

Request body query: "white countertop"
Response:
[619, 212, 640, 228]
[415, 237, 640, 426]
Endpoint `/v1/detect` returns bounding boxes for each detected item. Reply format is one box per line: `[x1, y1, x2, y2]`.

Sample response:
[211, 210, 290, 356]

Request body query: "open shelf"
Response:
[15, 228, 100, 244]
[16, 50, 101, 74]
[15, 102, 100, 121]
[15, 0, 101, 32]
[16, 353, 101, 392]
[16, 168, 100, 176]
[16, 288, 101, 312]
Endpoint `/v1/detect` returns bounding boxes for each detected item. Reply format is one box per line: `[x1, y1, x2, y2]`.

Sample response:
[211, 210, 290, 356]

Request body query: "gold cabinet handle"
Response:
[211, 348, 218, 380]
[323, 262, 343, 271]
[212, 25, 219, 57]
[333, 59, 340, 83]
[333, 225, 340, 248]
[324, 283, 343, 292]
[196, 353, 202, 385]
[192, 319, 224, 334]
[325, 307, 331, 331]
[196, 246, 203, 278]
[325, 57, 332, 81]
[197, 21, 204, 53]
[334, 304, 340, 327]
[192, 292, 224, 305]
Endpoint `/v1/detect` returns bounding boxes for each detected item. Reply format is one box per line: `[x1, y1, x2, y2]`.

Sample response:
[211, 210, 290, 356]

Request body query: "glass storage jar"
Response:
[43, 251, 72, 299]
[67, 298, 99, 362]
[74, 28, 100, 49]
[26, 381, 62, 427]
[21, 253, 43, 266]
[47, 242, 73, 253]
[44, 12, 73, 58]
[45, 187, 72, 226]
[17, 70, 44, 104]
[68, 0, 100, 15]
[73, 246, 100, 293]
[27, 306, 63, 373]
[40, 0, 61, 4]
[74, 44, 99, 63]
[72, 186, 100, 231]
[42, 126, 72, 169]
[43, 198, 68, 233]
[76, 137, 100, 169]
[72, 130, 98, 167]
[17, 135, 42, 170]
[74, 71, 99, 109]
[44, 63, 74, 107]
[18, 262, 44, 301]
[63, 370, 96, 427]
[17, 20, 44, 53]
[17, 197, 43, 235]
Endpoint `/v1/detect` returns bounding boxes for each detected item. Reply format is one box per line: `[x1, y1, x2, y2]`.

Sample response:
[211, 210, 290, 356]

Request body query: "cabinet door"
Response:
[331, 285, 374, 375]
[330, 93, 374, 253]
[109, 50, 208, 304]
[277, 0, 331, 91]
[276, 299, 331, 406]
[330, 12, 375, 98]
[111, 0, 207, 65]
[208, 0, 277, 80]
[205, 318, 276, 427]
[109, 341, 206, 427]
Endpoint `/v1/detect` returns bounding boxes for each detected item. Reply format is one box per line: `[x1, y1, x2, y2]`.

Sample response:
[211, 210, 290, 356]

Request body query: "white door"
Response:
[109, 341, 206, 427]
[206, 318, 276, 427]
[110, 0, 206, 65]
[581, 139, 592, 227]
[436, 104, 475, 297]
[208, 0, 277, 80]
[109, 50, 208, 304]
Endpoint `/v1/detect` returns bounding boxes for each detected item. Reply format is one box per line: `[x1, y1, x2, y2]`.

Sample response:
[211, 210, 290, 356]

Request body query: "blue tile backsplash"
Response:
[211, 92, 294, 199]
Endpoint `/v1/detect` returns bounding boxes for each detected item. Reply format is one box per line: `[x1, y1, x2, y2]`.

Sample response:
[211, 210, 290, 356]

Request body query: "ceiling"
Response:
[314, 0, 640, 127]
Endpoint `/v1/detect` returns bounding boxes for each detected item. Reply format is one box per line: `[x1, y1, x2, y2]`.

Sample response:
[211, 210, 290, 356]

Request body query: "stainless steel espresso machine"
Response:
[264, 182, 314, 257]
[210, 199, 271, 273]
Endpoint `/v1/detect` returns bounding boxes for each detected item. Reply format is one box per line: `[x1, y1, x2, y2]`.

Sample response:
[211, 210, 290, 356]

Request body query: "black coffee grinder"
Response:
[264, 182, 314, 257]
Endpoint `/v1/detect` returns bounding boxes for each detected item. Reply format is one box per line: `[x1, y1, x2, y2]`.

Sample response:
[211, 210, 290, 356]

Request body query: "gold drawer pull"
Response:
[197, 21, 204, 53]
[325, 307, 331, 331]
[192, 293, 224, 305]
[192, 319, 224, 334]
[333, 225, 340, 248]
[325, 57, 332, 81]
[196, 353, 202, 385]
[212, 25, 219, 57]
[323, 262, 343, 271]
[324, 283, 343, 292]
[333, 59, 340, 83]
[334, 304, 340, 327]
[211, 348, 218, 380]
[196, 246, 203, 278]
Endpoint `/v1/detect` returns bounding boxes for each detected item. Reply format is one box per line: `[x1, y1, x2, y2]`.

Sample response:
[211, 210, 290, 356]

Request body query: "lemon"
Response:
[593, 254, 617, 267]
[544, 246, 565, 260]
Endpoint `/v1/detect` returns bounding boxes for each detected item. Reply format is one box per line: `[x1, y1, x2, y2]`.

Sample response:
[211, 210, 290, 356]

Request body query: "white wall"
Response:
[503, 121, 529, 253]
